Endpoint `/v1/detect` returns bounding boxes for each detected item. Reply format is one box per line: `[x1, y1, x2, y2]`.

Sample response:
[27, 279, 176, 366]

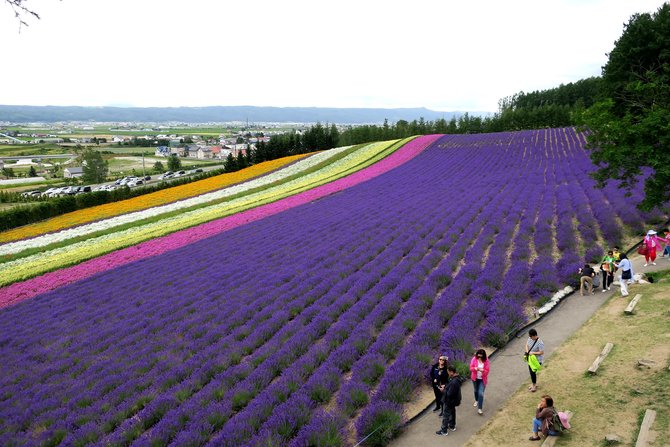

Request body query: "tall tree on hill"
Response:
[223, 153, 237, 173]
[583, 3, 670, 211]
[81, 149, 108, 184]
[167, 154, 182, 172]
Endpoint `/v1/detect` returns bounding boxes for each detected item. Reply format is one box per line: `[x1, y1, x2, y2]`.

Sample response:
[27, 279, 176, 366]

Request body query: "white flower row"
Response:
[0, 146, 353, 257]
[537, 286, 574, 314]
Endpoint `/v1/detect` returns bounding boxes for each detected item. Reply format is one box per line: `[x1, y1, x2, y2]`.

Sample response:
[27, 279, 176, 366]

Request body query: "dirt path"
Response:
[389, 253, 668, 447]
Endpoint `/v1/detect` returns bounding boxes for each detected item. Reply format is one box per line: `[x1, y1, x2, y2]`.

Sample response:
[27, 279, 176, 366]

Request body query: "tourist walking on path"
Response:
[615, 254, 633, 297]
[469, 349, 489, 415]
[662, 229, 670, 258]
[600, 250, 615, 291]
[429, 355, 449, 414]
[524, 329, 544, 392]
[641, 230, 668, 266]
[436, 366, 461, 436]
[529, 395, 559, 441]
[578, 263, 595, 295]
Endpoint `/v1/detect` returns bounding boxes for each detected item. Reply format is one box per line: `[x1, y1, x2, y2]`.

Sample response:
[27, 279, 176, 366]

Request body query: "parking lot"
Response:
[18, 168, 212, 199]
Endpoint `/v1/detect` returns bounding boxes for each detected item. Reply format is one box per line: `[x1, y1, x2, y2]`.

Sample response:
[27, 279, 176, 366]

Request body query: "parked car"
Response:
[61, 186, 79, 195]
[158, 171, 174, 180]
[176, 170, 186, 177]
[76, 186, 92, 194]
[144, 176, 152, 181]
[21, 190, 41, 198]
[48, 187, 68, 197]
[43, 187, 68, 197]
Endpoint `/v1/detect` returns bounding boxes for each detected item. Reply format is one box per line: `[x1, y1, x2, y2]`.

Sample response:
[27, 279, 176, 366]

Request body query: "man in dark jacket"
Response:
[429, 355, 449, 413]
[436, 365, 461, 436]
[578, 263, 595, 295]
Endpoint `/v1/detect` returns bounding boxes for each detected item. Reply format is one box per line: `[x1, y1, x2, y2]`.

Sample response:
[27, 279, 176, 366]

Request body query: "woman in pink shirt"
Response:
[469, 349, 490, 415]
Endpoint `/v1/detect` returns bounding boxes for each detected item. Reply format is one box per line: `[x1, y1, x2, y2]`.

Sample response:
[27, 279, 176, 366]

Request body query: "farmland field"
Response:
[107, 155, 219, 172]
[0, 128, 664, 447]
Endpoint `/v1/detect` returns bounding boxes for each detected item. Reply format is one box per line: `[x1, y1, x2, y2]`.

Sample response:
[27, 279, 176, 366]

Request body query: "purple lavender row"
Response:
[351, 147, 521, 439]
[129, 205, 444, 446]
[1, 266, 334, 444]
[200, 226, 444, 445]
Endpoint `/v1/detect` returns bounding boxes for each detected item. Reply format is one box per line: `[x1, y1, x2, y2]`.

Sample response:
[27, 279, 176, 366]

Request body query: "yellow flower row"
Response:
[0, 155, 309, 244]
[0, 140, 404, 286]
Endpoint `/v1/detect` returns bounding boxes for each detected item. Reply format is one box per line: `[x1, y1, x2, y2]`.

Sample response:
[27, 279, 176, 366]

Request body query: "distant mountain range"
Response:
[0, 105, 485, 124]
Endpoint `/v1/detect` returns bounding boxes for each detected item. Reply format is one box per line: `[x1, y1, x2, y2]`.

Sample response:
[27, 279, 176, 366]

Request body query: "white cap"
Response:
[647, 230, 657, 235]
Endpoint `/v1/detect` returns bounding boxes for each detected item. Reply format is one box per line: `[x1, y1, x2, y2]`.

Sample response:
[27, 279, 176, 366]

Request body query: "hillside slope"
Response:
[0, 128, 663, 447]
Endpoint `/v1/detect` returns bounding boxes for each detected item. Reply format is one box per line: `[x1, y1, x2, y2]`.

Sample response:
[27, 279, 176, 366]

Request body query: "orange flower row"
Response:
[0, 154, 309, 244]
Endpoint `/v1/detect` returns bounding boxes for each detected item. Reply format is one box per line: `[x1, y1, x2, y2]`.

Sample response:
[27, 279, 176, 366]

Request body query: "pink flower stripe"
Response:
[0, 135, 441, 308]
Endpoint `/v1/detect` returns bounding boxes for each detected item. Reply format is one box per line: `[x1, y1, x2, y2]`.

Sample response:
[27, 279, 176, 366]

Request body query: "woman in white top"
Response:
[615, 253, 633, 296]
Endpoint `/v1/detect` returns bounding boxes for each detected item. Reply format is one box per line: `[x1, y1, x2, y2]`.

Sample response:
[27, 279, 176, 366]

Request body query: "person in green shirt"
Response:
[600, 250, 615, 291]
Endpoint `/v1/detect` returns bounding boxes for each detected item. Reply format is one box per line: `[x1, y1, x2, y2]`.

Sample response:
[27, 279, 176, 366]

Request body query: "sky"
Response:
[1, 0, 667, 113]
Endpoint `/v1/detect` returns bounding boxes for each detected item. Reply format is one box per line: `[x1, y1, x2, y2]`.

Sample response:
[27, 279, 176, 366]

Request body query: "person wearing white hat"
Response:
[641, 230, 669, 266]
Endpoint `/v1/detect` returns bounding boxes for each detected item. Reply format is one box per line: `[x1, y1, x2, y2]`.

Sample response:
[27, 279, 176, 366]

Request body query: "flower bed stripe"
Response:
[0, 154, 310, 245]
[0, 135, 440, 307]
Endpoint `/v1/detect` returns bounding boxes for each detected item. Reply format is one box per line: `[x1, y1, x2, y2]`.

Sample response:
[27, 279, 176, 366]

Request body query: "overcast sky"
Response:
[1, 0, 667, 112]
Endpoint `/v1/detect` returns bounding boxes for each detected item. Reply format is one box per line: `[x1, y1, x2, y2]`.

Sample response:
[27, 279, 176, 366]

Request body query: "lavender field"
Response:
[0, 128, 658, 446]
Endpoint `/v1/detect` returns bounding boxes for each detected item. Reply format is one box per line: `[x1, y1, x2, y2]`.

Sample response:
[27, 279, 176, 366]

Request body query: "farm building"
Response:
[63, 167, 84, 178]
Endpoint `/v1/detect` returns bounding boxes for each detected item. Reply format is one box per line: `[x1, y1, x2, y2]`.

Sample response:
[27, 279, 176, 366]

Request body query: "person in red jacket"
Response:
[469, 349, 490, 415]
[642, 230, 669, 266]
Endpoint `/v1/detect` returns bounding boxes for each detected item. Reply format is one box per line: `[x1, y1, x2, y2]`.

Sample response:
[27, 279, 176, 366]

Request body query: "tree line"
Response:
[246, 78, 599, 160]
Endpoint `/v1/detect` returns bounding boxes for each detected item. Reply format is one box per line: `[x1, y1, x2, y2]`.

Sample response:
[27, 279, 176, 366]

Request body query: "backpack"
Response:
[445, 378, 462, 407]
[592, 271, 601, 288]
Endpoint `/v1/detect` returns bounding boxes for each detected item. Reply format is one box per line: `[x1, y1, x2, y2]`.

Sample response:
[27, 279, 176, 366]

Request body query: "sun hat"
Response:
[558, 411, 571, 429]
[647, 230, 657, 235]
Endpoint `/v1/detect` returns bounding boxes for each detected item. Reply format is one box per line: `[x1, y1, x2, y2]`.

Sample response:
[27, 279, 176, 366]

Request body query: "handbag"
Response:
[524, 338, 538, 362]
[622, 269, 632, 280]
[637, 244, 648, 255]
[528, 355, 542, 373]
